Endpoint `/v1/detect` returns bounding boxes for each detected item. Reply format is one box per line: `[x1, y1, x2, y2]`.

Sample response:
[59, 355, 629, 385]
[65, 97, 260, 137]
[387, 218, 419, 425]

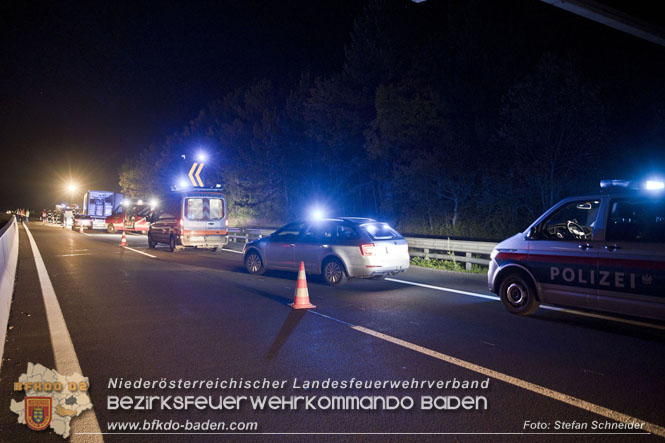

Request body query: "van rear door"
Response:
[183, 195, 226, 239]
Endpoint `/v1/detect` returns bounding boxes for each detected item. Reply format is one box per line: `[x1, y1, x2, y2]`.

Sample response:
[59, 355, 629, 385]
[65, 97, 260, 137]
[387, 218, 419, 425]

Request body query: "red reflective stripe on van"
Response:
[495, 252, 527, 261]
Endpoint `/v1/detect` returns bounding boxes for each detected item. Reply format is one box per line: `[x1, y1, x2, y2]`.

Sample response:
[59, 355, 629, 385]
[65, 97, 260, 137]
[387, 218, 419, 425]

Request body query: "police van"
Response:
[488, 180, 665, 321]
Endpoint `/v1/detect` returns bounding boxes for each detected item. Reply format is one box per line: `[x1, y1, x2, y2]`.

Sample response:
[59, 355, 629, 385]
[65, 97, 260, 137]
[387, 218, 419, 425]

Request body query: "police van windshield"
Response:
[534, 200, 600, 240]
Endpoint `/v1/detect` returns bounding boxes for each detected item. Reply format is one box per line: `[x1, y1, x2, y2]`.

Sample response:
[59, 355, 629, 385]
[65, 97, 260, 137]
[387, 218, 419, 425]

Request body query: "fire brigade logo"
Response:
[641, 274, 653, 285]
[25, 397, 52, 431]
[11, 363, 94, 438]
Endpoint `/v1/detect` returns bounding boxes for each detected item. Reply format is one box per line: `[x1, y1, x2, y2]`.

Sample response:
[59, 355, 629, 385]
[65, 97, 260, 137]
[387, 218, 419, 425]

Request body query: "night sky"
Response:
[1, 0, 664, 210]
[0, 0, 366, 209]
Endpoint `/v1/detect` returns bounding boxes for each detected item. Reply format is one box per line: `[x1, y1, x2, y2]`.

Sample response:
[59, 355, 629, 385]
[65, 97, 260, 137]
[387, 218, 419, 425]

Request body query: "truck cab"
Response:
[105, 206, 124, 233]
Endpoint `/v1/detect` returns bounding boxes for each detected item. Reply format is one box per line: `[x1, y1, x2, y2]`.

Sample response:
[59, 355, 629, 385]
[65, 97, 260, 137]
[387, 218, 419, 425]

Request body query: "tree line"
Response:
[120, 0, 658, 240]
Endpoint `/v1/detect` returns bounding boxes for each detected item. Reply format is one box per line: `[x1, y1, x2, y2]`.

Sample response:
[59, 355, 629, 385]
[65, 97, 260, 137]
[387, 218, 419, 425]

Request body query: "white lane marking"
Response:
[387, 277, 499, 301]
[23, 224, 104, 442]
[56, 253, 93, 257]
[350, 323, 665, 438]
[123, 246, 156, 258]
[386, 277, 665, 331]
[222, 248, 243, 254]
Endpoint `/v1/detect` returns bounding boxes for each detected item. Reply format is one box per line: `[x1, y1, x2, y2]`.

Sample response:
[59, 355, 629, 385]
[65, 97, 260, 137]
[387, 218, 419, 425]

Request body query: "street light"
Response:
[196, 152, 207, 162]
[67, 183, 77, 192]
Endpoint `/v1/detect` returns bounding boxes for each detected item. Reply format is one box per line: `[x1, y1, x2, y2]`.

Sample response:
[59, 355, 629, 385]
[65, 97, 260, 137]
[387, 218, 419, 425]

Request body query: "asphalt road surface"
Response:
[1, 223, 664, 442]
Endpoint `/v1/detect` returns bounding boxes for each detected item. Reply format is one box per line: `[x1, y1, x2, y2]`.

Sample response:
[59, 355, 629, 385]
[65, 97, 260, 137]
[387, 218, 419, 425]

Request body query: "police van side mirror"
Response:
[526, 226, 543, 240]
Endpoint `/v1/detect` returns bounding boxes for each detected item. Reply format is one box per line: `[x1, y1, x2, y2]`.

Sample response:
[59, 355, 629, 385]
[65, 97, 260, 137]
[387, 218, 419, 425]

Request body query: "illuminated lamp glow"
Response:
[645, 180, 664, 190]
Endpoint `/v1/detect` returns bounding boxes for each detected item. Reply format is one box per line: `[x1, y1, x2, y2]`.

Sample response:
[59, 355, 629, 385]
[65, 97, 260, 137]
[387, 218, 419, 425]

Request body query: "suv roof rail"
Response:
[338, 217, 377, 223]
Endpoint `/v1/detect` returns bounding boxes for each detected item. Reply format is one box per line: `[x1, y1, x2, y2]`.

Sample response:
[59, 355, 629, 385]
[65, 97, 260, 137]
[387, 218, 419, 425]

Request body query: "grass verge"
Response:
[410, 256, 487, 274]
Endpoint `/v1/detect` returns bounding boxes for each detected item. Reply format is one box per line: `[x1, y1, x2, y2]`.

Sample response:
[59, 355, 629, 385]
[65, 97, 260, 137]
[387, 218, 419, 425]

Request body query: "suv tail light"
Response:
[179, 218, 184, 228]
[225, 219, 229, 228]
[360, 243, 375, 256]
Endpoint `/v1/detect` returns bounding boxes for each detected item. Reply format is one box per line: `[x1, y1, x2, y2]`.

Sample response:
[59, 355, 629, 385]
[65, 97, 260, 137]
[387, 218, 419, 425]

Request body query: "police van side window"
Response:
[534, 200, 600, 241]
[606, 199, 665, 243]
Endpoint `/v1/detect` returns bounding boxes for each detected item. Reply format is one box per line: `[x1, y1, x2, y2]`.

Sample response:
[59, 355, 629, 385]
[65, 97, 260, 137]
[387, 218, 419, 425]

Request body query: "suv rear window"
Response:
[360, 223, 403, 240]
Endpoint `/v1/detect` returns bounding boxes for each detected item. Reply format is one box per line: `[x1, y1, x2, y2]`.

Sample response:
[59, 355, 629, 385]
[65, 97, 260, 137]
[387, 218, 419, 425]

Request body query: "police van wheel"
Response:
[169, 236, 177, 252]
[499, 272, 539, 316]
[107, 224, 115, 234]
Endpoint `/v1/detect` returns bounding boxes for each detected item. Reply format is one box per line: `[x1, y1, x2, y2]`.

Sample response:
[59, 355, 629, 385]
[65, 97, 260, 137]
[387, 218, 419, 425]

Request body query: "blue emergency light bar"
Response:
[600, 179, 664, 191]
[600, 179, 635, 189]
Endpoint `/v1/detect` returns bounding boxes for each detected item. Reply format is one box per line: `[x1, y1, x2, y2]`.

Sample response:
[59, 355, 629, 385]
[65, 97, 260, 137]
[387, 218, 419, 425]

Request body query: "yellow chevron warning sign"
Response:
[188, 162, 204, 187]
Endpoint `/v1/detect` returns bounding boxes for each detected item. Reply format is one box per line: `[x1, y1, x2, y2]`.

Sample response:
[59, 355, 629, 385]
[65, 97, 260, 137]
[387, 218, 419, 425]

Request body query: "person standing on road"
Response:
[42, 209, 47, 224]
[19, 209, 25, 223]
[25, 209, 30, 224]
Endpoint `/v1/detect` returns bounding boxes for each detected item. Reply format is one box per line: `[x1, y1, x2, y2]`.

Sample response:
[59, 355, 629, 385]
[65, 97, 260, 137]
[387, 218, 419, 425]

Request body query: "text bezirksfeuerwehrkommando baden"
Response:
[106, 377, 490, 411]
[108, 377, 489, 391]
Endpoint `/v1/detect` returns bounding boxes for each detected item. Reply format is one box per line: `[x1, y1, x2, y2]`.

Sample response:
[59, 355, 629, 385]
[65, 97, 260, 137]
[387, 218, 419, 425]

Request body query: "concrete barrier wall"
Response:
[0, 216, 19, 371]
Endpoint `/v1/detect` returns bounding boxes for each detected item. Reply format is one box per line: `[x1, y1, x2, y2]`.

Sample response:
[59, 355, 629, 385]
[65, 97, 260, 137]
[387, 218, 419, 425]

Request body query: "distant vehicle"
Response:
[148, 190, 228, 251]
[72, 214, 93, 230]
[488, 179, 665, 321]
[243, 218, 410, 286]
[83, 190, 123, 230]
[63, 209, 74, 227]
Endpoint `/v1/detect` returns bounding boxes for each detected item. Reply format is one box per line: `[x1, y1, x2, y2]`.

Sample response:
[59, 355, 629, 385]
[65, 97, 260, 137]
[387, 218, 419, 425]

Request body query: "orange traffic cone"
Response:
[79, 223, 84, 234]
[120, 231, 127, 247]
[290, 261, 316, 309]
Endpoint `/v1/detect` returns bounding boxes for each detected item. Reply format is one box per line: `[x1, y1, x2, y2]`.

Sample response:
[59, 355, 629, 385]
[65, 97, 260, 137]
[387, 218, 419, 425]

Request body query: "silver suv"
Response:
[243, 218, 410, 285]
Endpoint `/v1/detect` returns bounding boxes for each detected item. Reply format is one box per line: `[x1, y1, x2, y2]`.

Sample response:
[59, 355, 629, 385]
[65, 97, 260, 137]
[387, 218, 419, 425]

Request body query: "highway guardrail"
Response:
[0, 216, 19, 370]
[227, 228, 498, 270]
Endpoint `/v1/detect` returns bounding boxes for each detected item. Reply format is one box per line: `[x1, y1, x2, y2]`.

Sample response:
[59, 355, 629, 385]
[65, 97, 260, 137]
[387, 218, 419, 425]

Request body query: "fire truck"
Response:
[105, 200, 153, 234]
